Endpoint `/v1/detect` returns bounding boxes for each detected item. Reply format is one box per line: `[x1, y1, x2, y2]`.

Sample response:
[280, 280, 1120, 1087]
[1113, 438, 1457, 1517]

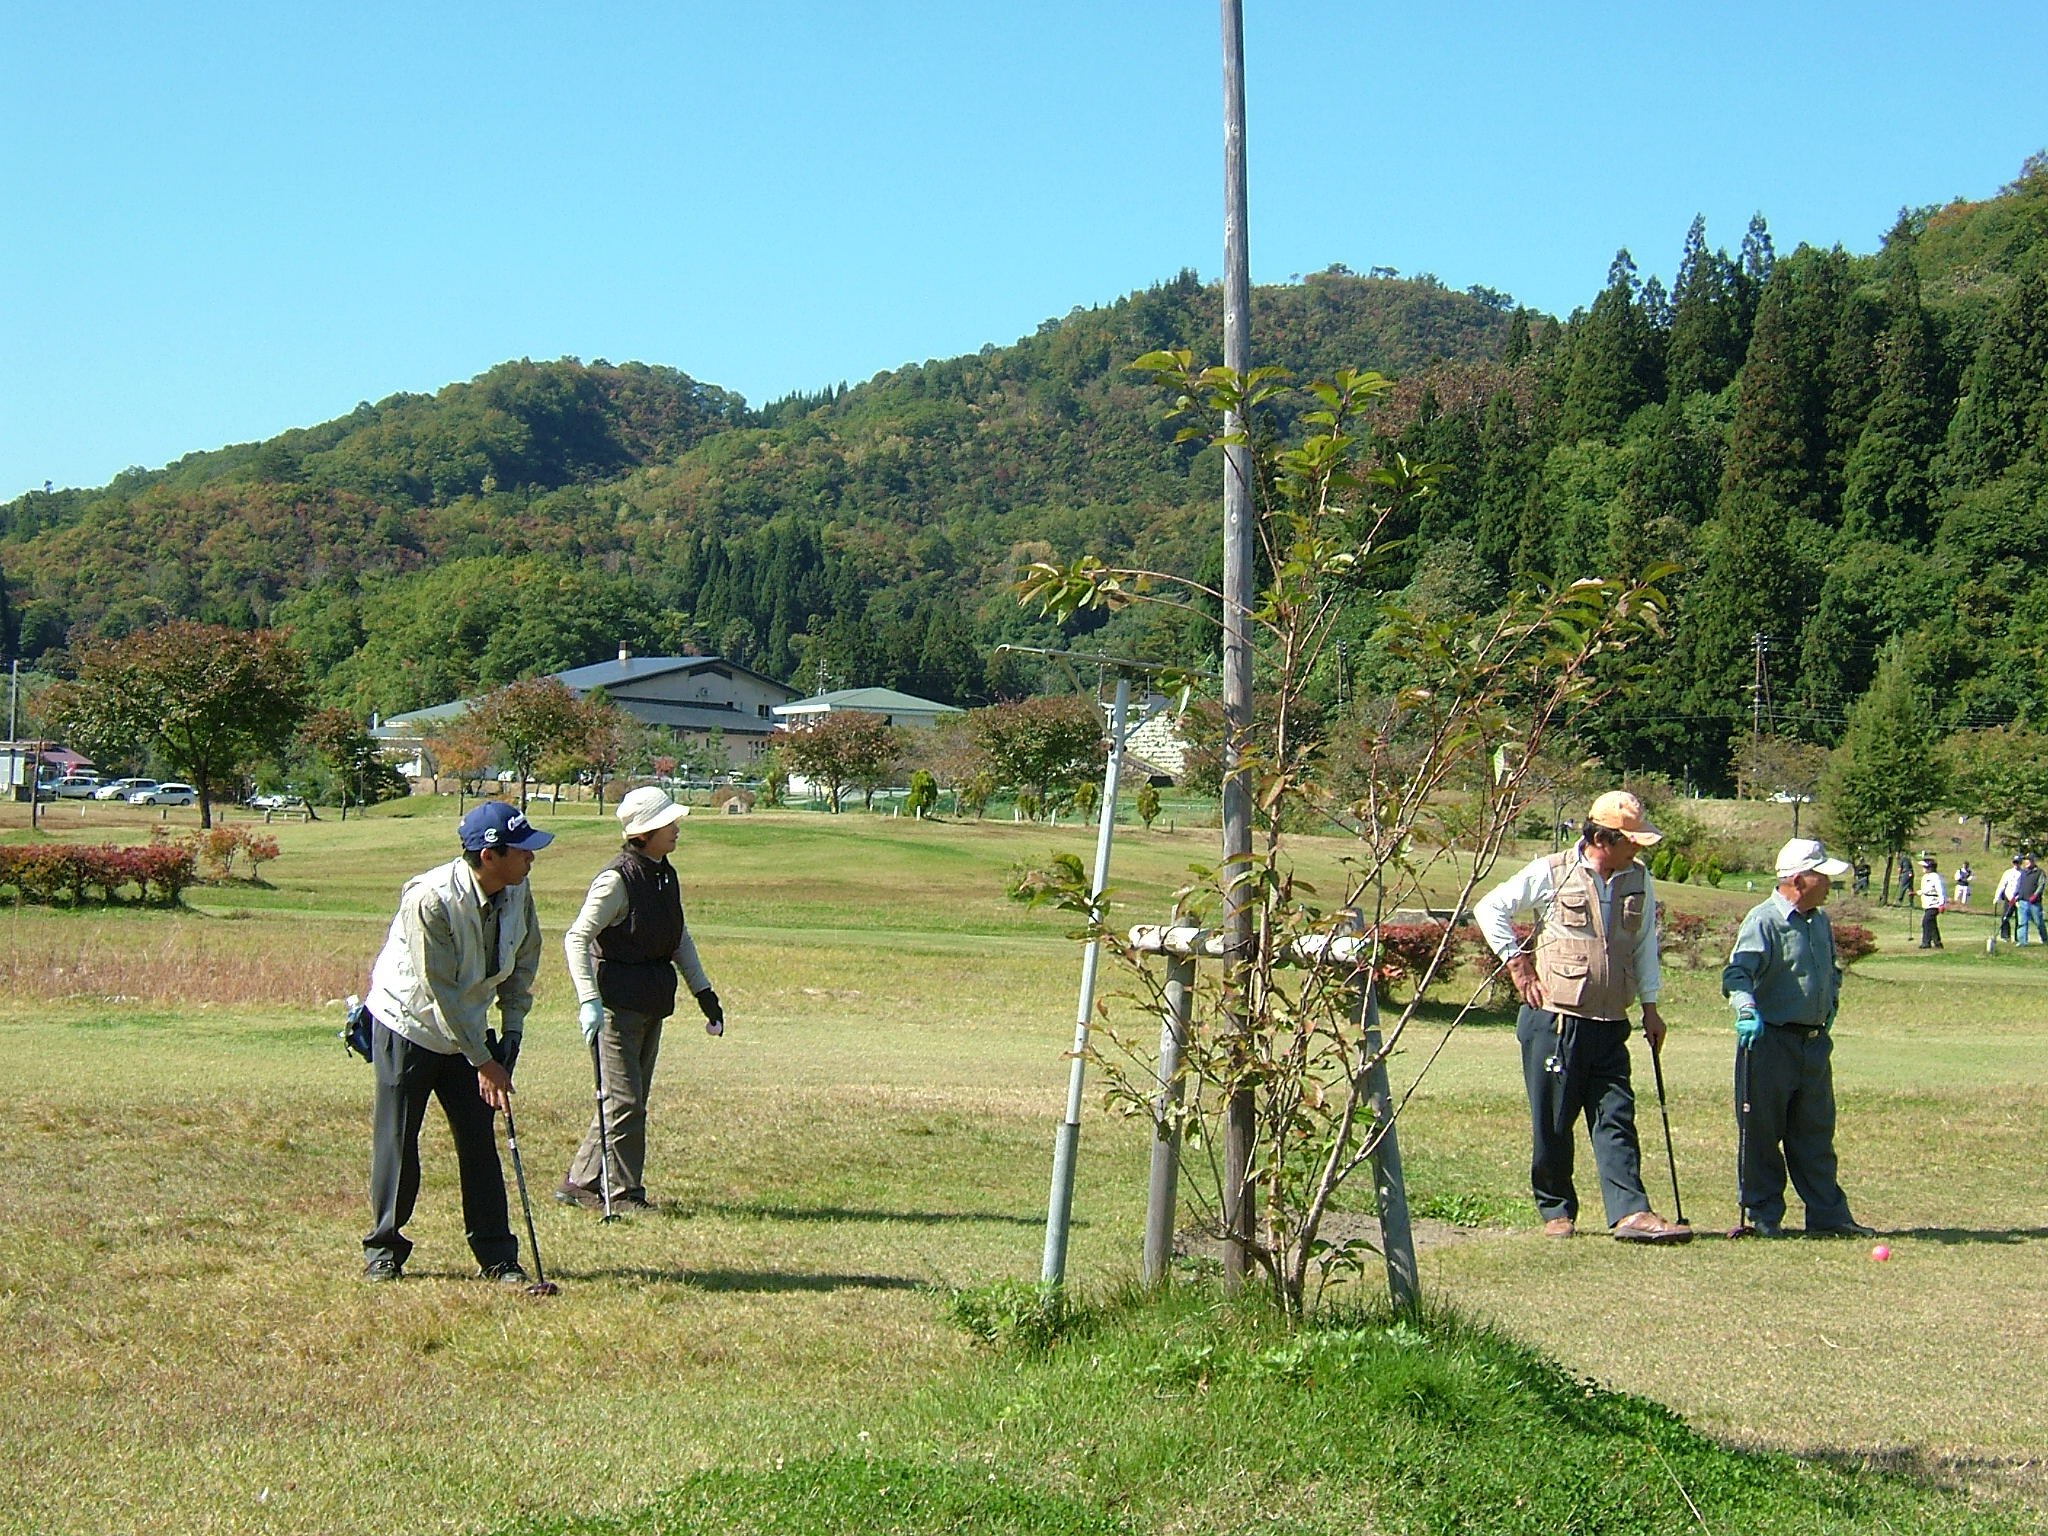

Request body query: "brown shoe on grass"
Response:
[1542, 1217, 1575, 1238]
[1613, 1209, 1693, 1244]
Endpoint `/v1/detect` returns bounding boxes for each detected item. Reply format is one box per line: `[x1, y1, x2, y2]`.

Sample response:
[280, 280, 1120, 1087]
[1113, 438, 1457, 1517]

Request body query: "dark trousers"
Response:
[1516, 1006, 1649, 1227]
[1735, 1028, 1854, 1230]
[565, 1007, 665, 1199]
[1997, 898, 2014, 941]
[1920, 907, 1944, 948]
[364, 1018, 518, 1272]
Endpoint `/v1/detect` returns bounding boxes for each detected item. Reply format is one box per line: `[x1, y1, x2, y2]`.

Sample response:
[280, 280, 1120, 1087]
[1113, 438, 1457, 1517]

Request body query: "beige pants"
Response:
[565, 1007, 665, 1199]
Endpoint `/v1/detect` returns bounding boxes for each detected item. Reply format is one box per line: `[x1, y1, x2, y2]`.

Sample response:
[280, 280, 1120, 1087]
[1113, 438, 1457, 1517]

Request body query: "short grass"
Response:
[1, 800, 2044, 1534]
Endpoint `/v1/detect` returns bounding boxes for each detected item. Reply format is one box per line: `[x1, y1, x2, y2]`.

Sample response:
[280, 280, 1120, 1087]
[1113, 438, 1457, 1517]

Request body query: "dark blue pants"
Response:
[1735, 1028, 1854, 1230]
[1516, 1007, 1650, 1227]
[363, 1017, 518, 1272]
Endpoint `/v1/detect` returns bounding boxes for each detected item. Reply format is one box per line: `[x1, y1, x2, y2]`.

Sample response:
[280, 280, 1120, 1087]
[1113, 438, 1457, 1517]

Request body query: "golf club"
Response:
[501, 1099, 562, 1296]
[1648, 1034, 1685, 1224]
[1727, 1042, 1756, 1239]
[590, 1038, 618, 1223]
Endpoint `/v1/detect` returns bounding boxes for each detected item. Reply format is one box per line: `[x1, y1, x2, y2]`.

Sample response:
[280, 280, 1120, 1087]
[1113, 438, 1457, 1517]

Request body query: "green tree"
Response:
[1944, 725, 2048, 851]
[468, 676, 587, 811]
[968, 696, 1102, 817]
[1818, 649, 1949, 880]
[41, 622, 308, 828]
[298, 706, 404, 819]
[1666, 215, 1743, 400]
[782, 711, 901, 812]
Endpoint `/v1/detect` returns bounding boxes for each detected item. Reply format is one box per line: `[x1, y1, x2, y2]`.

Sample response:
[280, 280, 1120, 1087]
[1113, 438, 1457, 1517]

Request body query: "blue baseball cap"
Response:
[458, 801, 555, 852]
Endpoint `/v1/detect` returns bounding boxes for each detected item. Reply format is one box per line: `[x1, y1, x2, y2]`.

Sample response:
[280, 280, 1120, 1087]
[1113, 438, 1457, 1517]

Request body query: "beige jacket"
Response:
[367, 857, 541, 1064]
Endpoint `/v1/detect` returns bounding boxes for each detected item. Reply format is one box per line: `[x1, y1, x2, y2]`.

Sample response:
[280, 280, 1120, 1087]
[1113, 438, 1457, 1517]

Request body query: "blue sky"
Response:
[4, 2, 2044, 500]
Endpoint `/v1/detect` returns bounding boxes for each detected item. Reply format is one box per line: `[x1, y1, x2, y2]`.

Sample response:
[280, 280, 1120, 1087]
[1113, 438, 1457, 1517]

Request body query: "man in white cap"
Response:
[557, 786, 723, 1212]
[1721, 837, 1874, 1238]
[361, 799, 552, 1282]
[1474, 790, 1691, 1243]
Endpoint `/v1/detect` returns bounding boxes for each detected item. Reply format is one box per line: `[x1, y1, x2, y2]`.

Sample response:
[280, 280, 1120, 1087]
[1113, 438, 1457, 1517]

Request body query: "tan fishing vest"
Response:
[1533, 850, 1648, 1021]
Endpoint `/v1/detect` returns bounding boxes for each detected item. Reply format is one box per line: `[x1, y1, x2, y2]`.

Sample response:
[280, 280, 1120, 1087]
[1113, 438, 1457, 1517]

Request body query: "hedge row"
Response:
[0, 842, 199, 905]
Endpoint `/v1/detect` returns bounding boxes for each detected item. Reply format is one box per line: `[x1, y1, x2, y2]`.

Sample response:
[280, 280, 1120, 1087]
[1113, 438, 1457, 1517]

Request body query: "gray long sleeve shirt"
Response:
[1721, 892, 1839, 1028]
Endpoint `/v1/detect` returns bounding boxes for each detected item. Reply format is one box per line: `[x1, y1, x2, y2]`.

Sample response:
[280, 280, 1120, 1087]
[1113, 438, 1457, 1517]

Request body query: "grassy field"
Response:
[1, 798, 2044, 1534]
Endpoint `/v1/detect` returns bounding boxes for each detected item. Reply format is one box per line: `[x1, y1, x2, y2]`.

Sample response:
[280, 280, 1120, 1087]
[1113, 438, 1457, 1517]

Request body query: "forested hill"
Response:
[5, 152, 2048, 791]
[0, 269, 1512, 710]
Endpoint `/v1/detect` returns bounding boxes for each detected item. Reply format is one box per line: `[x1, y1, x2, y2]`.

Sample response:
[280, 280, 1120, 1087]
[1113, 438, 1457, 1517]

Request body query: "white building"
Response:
[771, 687, 963, 733]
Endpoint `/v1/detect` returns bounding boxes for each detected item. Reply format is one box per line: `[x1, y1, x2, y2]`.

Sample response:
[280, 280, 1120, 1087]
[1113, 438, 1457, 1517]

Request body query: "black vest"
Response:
[593, 847, 684, 1018]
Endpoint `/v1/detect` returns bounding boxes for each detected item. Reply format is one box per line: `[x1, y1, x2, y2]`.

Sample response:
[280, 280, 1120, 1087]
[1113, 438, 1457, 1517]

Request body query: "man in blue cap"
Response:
[359, 801, 553, 1282]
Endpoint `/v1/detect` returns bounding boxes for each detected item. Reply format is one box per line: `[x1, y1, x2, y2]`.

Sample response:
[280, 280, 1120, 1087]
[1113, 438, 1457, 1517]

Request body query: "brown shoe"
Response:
[1542, 1217, 1575, 1238]
[1613, 1209, 1693, 1245]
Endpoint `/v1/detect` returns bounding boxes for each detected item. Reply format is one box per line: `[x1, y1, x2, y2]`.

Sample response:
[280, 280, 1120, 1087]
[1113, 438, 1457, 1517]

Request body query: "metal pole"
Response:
[1355, 982, 1418, 1313]
[1142, 954, 1195, 1286]
[1042, 673, 1134, 1285]
[1218, 0, 1258, 1291]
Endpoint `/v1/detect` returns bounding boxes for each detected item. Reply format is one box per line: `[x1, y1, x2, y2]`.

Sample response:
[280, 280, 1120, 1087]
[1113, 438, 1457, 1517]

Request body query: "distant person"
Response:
[1953, 861, 1973, 906]
[1474, 791, 1691, 1245]
[1917, 856, 1946, 950]
[1723, 838, 1874, 1238]
[1851, 858, 1871, 897]
[360, 801, 551, 1283]
[1994, 855, 2024, 941]
[2016, 855, 2047, 946]
[558, 786, 724, 1213]
[1894, 853, 1915, 906]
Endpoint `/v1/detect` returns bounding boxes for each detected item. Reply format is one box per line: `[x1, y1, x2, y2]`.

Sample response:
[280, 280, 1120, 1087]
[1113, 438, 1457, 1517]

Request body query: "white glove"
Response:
[578, 999, 605, 1043]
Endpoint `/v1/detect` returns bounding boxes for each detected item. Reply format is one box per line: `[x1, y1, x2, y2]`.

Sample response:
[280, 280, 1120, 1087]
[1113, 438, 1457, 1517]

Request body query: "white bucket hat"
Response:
[617, 785, 687, 839]
[1775, 837, 1851, 880]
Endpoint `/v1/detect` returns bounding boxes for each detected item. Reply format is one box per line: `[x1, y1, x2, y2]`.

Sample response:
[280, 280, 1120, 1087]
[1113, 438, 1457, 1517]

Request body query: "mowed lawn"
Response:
[0, 801, 2044, 1534]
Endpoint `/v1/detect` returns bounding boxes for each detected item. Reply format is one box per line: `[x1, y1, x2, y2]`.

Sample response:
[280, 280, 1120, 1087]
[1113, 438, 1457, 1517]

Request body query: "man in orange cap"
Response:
[1474, 791, 1691, 1244]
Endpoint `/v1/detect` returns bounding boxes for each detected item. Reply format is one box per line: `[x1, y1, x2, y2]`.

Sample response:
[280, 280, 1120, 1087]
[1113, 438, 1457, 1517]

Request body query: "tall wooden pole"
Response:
[1218, 0, 1257, 1289]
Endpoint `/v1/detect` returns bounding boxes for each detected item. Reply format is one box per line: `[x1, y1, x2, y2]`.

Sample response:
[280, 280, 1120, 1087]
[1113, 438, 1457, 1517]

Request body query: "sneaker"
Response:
[1541, 1217, 1575, 1238]
[363, 1257, 404, 1282]
[553, 1184, 603, 1209]
[1809, 1220, 1877, 1238]
[480, 1263, 530, 1285]
[611, 1192, 657, 1213]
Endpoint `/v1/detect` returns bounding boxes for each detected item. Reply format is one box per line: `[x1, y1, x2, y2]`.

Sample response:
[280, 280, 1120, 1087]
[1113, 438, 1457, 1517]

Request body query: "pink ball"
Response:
[1870, 1244, 1891, 1262]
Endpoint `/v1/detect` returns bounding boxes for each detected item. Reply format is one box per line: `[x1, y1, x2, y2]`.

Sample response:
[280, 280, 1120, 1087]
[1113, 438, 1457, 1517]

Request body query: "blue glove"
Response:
[1734, 1009, 1763, 1048]
[578, 999, 604, 1043]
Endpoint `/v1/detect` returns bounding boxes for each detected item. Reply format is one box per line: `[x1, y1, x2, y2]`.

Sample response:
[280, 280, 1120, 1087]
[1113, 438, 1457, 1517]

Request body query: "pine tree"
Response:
[1942, 270, 2048, 488]
[1667, 215, 1744, 399]
[1819, 645, 1948, 864]
[1558, 250, 1655, 444]
[1841, 263, 1945, 545]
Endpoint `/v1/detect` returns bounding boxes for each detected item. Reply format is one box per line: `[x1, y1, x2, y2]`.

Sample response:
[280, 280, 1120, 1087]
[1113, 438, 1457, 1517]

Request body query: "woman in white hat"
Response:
[557, 786, 723, 1213]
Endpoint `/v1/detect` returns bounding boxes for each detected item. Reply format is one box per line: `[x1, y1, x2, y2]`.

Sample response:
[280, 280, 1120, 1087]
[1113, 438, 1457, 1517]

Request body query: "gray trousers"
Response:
[1735, 1027, 1854, 1230]
[1516, 1006, 1650, 1227]
[565, 1006, 665, 1199]
[363, 1018, 517, 1272]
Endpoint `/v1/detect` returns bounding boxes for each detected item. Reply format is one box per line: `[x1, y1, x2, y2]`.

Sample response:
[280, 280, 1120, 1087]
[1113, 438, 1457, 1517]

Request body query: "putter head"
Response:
[1726, 1222, 1756, 1240]
[524, 1279, 562, 1297]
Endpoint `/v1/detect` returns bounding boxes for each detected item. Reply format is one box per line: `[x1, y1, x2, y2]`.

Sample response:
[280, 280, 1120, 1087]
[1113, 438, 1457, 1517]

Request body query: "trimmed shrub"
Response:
[1833, 922, 1878, 967]
[0, 842, 197, 906]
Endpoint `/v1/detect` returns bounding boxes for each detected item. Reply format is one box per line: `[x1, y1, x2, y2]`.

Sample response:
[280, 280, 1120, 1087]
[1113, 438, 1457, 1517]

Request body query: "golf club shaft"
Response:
[1649, 1037, 1684, 1222]
[591, 1037, 616, 1221]
[503, 1101, 548, 1287]
[1734, 1043, 1752, 1231]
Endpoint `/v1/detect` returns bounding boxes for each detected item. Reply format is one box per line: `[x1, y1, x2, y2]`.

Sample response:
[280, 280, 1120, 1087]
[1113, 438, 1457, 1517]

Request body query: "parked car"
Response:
[132, 782, 198, 807]
[51, 775, 104, 798]
[246, 791, 305, 811]
[94, 778, 157, 801]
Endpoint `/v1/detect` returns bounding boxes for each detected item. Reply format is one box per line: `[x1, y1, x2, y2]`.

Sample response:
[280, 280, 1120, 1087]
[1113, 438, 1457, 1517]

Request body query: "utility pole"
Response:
[1746, 631, 1772, 796]
[1218, 0, 1257, 1291]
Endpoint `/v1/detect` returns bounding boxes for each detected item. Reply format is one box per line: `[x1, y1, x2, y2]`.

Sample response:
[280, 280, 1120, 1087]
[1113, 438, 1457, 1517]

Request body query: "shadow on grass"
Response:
[695, 1200, 1050, 1228]
[1890, 1225, 2048, 1245]
[566, 1266, 929, 1293]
